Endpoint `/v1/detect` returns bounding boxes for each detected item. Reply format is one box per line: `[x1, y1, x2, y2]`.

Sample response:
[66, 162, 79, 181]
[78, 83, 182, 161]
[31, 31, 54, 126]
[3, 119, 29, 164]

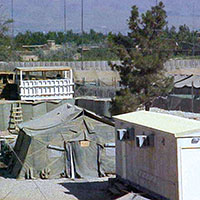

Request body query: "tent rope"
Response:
[1, 143, 49, 200]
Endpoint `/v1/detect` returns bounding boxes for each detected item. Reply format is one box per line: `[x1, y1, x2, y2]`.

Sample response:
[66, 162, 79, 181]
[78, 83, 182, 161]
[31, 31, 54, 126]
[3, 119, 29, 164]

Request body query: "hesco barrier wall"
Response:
[1, 59, 200, 72]
[0, 61, 121, 72]
[0, 99, 74, 131]
[164, 59, 200, 71]
[0, 61, 121, 87]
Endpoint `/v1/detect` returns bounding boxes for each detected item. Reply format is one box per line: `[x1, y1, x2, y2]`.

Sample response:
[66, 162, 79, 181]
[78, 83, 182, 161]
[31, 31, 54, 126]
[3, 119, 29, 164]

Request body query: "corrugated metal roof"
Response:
[174, 75, 200, 88]
[0, 72, 15, 75]
[168, 68, 200, 88]
[114, 111, 200, 137]
[168, 68, 200, 76]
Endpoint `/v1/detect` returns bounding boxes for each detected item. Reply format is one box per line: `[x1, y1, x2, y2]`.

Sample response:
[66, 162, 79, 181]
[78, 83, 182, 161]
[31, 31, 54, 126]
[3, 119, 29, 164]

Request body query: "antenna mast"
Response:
[192, 3, 195, 57]
[11, 0, 14, 37]
[81, 0, 84, 70]
[64, 0, 67, 32]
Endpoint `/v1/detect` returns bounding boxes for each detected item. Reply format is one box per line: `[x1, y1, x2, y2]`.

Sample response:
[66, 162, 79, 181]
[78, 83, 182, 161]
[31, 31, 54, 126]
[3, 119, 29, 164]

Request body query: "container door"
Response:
[181, 148, 200, 200]
[178, 138, 200, 200]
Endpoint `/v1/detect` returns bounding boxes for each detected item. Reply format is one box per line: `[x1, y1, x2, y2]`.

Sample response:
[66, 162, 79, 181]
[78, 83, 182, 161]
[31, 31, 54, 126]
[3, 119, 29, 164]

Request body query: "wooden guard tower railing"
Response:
[15, 66, 74, 101]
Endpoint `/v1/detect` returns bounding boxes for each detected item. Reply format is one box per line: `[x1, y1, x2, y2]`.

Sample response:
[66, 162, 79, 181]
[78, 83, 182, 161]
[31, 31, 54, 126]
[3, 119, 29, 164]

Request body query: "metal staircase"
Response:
[9, 103, 23, 133]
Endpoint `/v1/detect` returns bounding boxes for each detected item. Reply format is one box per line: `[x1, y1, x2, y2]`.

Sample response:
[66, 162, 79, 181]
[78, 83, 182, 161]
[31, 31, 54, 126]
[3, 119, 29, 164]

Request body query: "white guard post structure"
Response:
[114, 111, 200, 200]
[15, 66, 74, 101]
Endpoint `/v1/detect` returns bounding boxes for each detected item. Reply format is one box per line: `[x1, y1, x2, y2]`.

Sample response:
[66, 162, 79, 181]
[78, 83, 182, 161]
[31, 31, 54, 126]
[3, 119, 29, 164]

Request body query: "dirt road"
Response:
[0, 177, 112, 200]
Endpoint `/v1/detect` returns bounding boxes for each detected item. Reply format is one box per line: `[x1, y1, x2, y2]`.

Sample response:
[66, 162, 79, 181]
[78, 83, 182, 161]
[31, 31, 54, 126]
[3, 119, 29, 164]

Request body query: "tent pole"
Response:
[70, 144, 75, 179]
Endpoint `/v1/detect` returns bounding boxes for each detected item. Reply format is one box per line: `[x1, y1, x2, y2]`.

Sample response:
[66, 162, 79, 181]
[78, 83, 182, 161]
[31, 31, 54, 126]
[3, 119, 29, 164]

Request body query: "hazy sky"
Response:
[1, 0, 200, 33]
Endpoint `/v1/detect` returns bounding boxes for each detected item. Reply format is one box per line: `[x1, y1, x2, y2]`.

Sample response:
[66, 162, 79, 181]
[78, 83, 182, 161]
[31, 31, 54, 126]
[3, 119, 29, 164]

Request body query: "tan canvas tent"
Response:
[8, 103, 115, 179]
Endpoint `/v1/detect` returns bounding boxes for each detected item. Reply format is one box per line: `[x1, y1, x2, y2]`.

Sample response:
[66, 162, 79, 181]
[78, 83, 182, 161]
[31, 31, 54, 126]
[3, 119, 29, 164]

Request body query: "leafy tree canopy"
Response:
[14, 29, 106, 48]
[0, 5, 21, 61]
[109, 1, 176, 115]
[0, 8, 13, 61]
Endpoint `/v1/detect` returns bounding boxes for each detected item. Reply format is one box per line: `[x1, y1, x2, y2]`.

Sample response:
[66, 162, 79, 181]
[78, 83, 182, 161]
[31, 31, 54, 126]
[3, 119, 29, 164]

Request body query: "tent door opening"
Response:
[66, 141, 100, 178]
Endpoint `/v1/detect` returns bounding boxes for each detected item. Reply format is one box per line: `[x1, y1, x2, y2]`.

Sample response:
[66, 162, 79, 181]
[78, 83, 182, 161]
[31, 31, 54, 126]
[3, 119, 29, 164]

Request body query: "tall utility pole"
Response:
[81, 0, 84, 35]
[11, 0, 14, 37]
[192, 3, 195, 57]
[11, 0, 14, 61]
[81, 0, 84, 70]
[64, 0, 67, 32]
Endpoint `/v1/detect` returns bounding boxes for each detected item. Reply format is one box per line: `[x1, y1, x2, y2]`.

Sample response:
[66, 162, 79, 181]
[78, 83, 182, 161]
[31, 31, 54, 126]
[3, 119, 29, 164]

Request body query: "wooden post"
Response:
[42, 72, 46, 79]
[20, 70, 23, 83]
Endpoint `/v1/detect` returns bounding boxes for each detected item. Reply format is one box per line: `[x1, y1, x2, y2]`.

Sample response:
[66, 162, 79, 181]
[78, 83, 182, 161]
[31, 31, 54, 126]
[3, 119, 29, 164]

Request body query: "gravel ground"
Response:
[0, 177, 112, 200]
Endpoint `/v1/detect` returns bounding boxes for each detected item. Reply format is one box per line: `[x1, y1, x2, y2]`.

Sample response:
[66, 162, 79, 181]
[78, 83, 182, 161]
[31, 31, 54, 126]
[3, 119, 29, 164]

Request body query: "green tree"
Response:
[34, 43, 78, 61]
[176, 25, 199, 56]
[14, 29, 107, 49]
[83, 48, 118, 61]
[109, 1, 175, 115]
[0, 9, 13, 61]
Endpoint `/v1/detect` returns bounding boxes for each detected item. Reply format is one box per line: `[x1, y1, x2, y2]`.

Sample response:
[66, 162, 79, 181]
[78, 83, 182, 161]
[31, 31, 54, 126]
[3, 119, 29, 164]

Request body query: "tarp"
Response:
[8, 103, 115, 179]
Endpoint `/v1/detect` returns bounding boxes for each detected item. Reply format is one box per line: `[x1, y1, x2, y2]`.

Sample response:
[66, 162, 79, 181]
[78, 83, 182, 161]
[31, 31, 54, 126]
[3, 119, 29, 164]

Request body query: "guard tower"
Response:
[15, 66, 74, 101]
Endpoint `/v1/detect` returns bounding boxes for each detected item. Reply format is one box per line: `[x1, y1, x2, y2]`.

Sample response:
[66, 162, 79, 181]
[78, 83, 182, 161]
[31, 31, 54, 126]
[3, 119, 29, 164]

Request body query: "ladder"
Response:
[9, 103, 23, 133]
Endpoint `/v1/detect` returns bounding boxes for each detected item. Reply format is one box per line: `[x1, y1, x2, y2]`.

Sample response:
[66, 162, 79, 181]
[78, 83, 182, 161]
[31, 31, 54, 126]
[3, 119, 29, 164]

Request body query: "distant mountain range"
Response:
[1, 0, 200, 34]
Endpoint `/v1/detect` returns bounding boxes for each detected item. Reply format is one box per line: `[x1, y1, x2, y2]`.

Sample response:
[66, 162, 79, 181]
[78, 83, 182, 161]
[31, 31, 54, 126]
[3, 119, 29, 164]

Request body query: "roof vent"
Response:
[191, 138, 200, 144]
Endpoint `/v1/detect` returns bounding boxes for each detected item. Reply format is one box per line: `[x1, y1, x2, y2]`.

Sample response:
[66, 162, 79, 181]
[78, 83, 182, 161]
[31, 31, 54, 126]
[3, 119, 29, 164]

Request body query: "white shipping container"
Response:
[114, 111, 200, 200]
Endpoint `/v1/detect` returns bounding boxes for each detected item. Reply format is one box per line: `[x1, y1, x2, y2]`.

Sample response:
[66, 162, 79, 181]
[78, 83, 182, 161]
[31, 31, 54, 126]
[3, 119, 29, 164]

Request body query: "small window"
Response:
[104, 143, 115, 157]
[104, 143, 115, 148]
